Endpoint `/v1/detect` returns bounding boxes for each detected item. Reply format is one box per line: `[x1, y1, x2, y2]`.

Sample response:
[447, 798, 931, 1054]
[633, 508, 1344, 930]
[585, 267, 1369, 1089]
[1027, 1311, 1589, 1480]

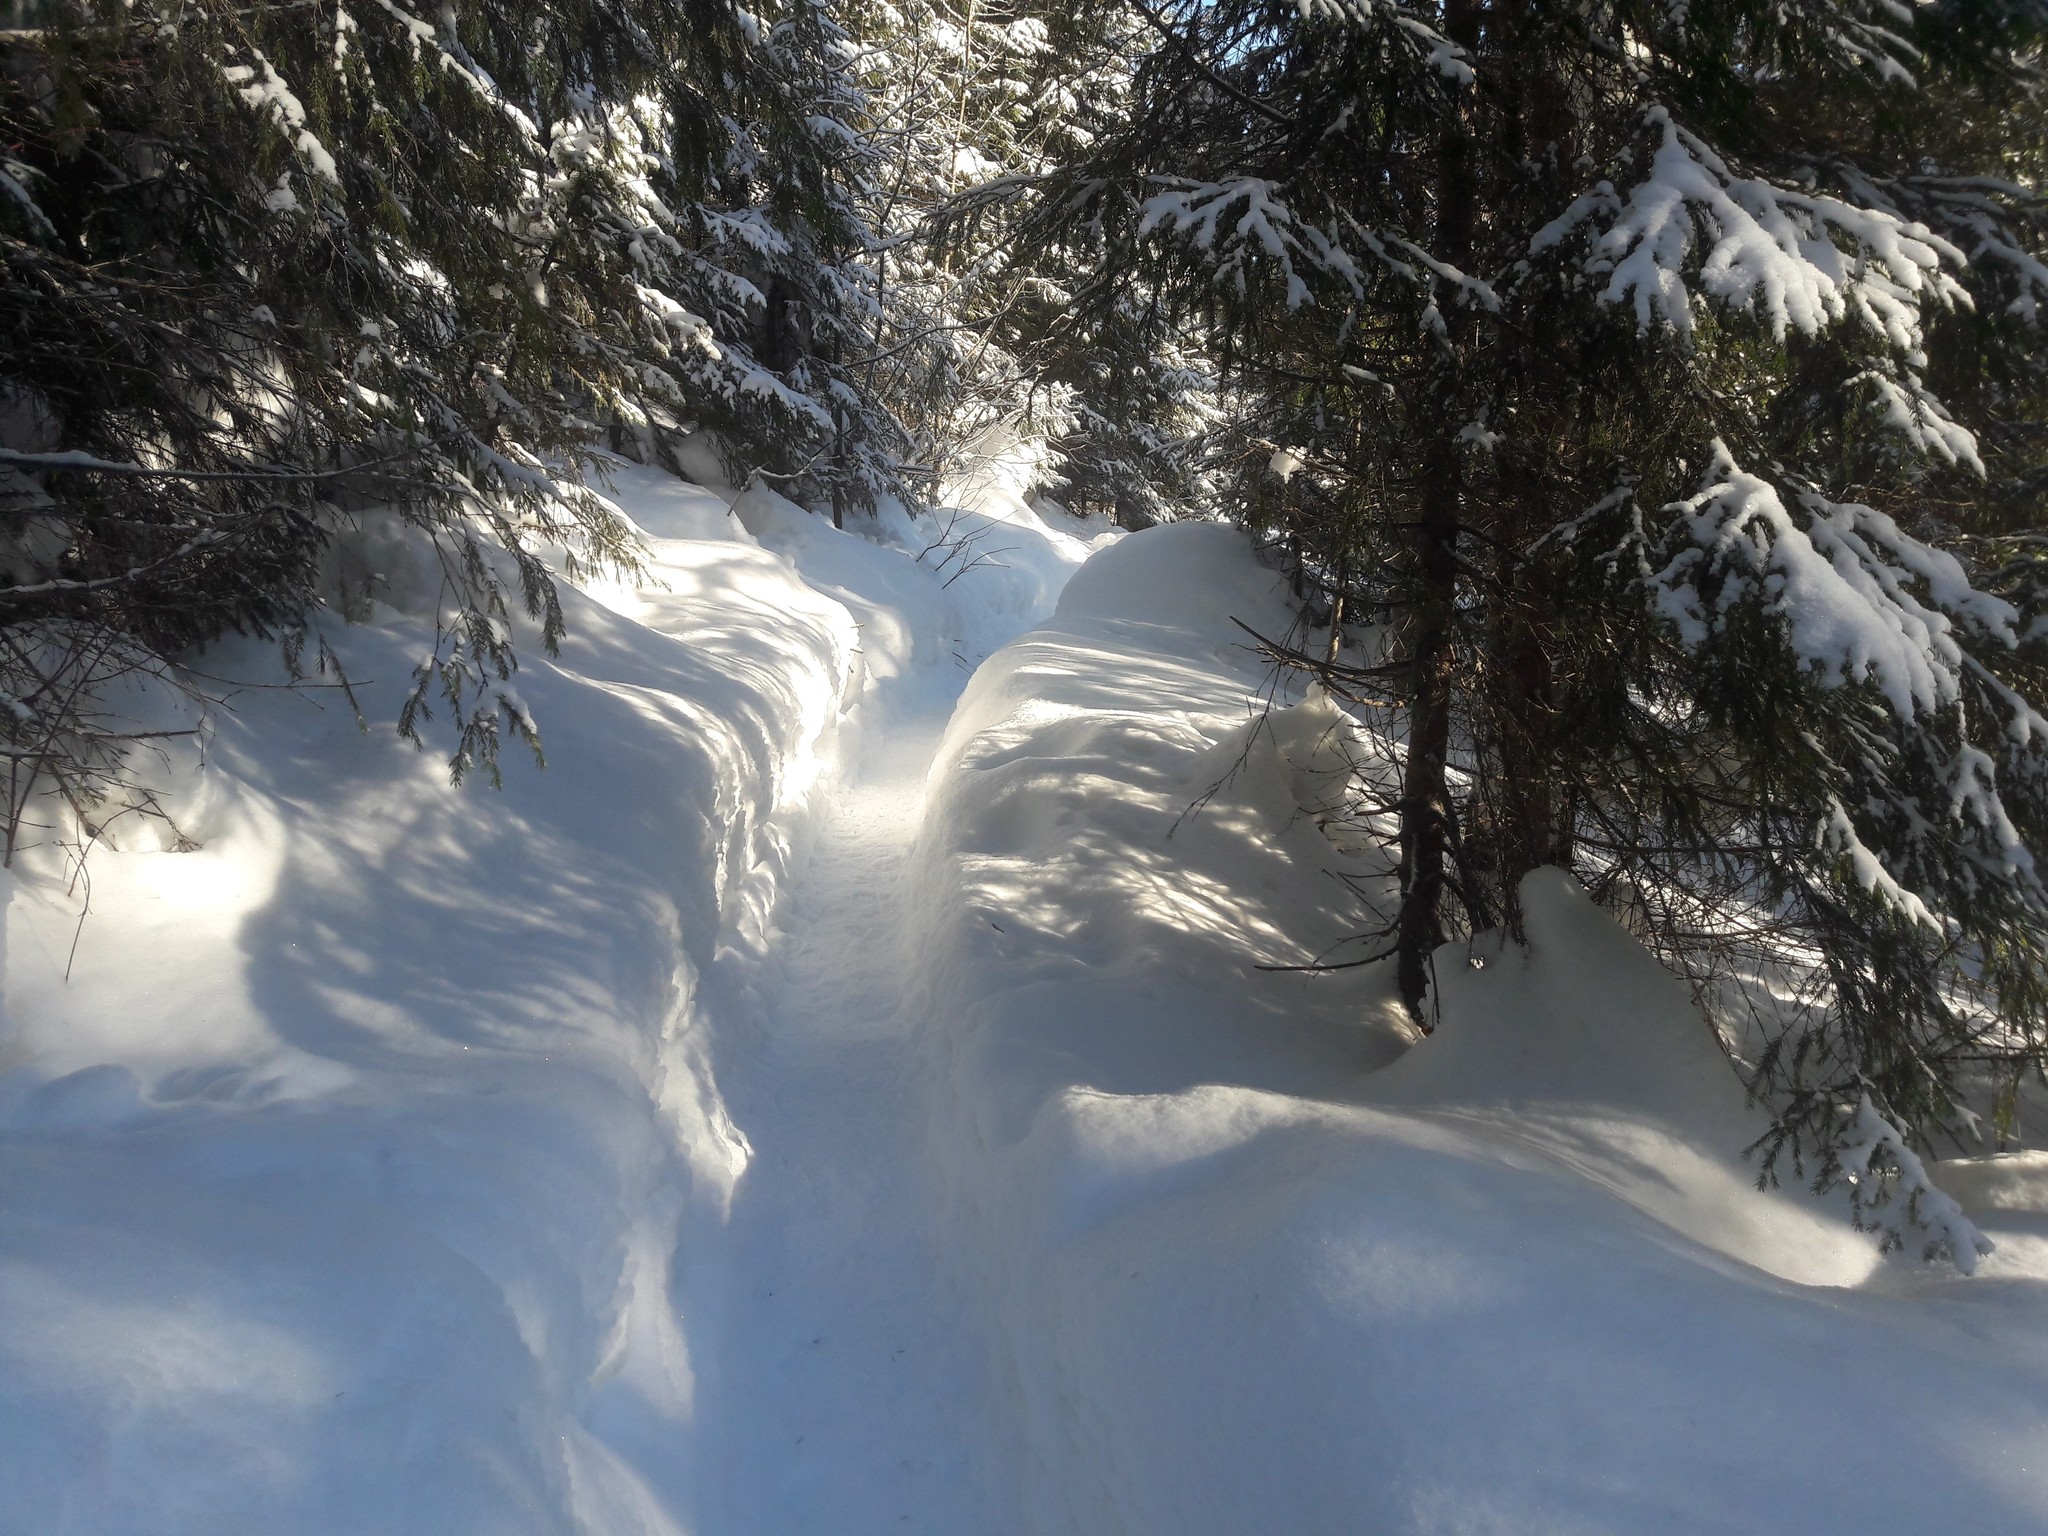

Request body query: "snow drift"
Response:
[5, 482, 2045, 1535]
[909, 520, 2048, 1536]
[0, 456, 1113, 1536]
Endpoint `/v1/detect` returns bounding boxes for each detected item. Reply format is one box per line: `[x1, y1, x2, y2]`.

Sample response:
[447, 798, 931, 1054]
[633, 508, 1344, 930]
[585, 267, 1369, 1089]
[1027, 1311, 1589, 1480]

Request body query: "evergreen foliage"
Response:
[0, 0, 929, 846]
[0, 0, 1162, 861]
[996, 0, 2048, 1249]
[853, 0, 1220, 524]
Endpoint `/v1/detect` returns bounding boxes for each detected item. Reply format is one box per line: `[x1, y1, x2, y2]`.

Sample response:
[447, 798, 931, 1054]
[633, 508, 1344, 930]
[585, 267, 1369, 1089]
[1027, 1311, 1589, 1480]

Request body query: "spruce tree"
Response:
[0, 0, 914, 842]
[999, 0, 2048, 1255]
[841, 0, 1082, 497]
[850, 0, 1217, 523]
[678, 0, 913, 525]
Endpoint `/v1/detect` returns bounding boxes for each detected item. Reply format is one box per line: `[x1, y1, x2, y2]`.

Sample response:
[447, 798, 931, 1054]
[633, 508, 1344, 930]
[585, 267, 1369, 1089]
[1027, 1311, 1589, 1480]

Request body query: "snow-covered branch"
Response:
[1650, 441, 2017, 720]
[1840, 1094, 1995, 1273]
[1539, 107, 1968, 347]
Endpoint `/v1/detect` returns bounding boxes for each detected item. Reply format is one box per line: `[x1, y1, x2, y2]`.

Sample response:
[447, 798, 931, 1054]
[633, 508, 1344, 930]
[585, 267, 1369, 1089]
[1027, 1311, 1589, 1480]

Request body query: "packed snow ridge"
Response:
[4, 448, 2048, 1534]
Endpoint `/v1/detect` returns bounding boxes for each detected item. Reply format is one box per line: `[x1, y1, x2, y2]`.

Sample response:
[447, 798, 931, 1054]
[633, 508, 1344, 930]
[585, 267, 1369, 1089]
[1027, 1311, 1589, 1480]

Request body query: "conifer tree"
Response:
[997, 0, 2048, 1255]
[840, 0, 1079, 493]
[683, 0, 912, 524]
[0, 0, 913, 839]
[849, 0, 1217, 521]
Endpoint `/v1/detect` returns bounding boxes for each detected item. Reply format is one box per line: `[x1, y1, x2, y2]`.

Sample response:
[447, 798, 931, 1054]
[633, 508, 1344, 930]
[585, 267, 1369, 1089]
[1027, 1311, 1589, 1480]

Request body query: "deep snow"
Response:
[0, 461, 872, 1533]
[3, 464, 2047, 1536]
[911, 519, 2048, 1535]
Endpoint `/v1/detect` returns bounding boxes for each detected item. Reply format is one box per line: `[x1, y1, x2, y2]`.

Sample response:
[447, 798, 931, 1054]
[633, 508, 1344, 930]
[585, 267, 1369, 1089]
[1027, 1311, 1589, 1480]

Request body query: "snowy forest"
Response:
[3, 1, 2048, 1531]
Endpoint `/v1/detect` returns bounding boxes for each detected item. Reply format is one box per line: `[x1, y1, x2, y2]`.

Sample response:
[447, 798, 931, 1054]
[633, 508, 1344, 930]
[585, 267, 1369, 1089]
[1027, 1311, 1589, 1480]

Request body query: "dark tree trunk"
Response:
[1396, 437, 1461, 1025]
[1393, 0, 1482, 1027]
[1487, 557, 1571, 935]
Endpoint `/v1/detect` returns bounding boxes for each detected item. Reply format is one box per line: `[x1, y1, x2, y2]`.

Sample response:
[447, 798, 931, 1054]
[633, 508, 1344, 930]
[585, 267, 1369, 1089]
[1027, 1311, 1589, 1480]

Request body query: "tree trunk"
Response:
[1488, 559, 1571, 935]
[1396, 437, 1461, 1025]
[1394, 0, 1482, 1027]
[1484, 3, 1576, 934]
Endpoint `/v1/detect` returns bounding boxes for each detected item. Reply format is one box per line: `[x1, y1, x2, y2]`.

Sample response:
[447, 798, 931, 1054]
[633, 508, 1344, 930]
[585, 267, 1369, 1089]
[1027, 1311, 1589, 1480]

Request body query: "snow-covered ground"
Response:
[912, 521, 2048, 1534]
[0, 454, 1114, 1534]
[3, 461, 2047, 1534]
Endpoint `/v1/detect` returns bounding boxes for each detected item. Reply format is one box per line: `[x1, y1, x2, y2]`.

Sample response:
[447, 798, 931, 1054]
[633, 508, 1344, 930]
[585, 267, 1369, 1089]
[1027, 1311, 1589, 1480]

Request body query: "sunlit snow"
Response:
[2, 451, 2045, 1534]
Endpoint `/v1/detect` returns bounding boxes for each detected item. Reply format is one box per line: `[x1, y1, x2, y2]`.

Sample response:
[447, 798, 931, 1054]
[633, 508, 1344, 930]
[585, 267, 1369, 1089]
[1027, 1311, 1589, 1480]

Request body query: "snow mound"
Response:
[1055, 518, 1287, 635]
[667, 423, 1120, 673]
[910, 515, 2048, 1535]
[1374, 867, 1883, 1288]
[0, 461, 906, 1535]
[1379, 865, 1772, 1142]
[0, 446, 1115, 1535]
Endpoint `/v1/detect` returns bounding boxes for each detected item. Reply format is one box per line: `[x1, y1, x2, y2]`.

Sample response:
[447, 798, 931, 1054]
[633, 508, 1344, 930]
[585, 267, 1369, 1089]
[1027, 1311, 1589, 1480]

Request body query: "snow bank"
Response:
[0, 461, 892, 1535]
[11, 469, 2045, 1533]
[668, 423, 1120, 671]
[911, 521, 2048, 1534]
[888, 424, 1123, 662]
[0, 446, 1115, 1534]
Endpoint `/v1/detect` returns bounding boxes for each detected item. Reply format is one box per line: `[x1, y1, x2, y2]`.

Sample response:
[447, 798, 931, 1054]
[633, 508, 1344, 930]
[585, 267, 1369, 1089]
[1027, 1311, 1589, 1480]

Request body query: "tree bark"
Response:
[1488, 555, 1570, 935]
[1485, 3, 1576, 934]
[1396, 435, 1461, 1024]
[1393, 0, 1482, 1026]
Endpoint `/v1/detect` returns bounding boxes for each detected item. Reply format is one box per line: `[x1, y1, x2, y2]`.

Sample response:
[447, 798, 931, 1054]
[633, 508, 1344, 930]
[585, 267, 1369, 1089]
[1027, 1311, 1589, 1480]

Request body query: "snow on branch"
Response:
[1813, 3, 1924, 86]
[1965, 232, 2048, 323]
[1847, 362, 1983, 472]
[1649, 441, 2019, 719]
[1138, 179, 1496, 315]
[703, 206, 795, 259]
[1819, 798, 1944, 931]
[1296, 0, 1474, 85]
[738, 367, 835, 431]
[1138, 178, 1316, 307]
[1892, 175, 2048, 325]
[221, 52, 340, 185]
[0, 159, 56, 241]
[634, 285, 722, 358]
[1840, 1094, 1994, 1274]
[363, 0, 542, 144]
[1540, 107, 1967, 346]
[1337, 213, 1499, 310]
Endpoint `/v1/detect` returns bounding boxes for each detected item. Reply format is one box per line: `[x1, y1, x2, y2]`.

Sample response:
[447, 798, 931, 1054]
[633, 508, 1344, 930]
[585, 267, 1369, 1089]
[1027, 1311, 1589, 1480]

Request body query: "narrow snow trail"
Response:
[696, 683, 993, 1536]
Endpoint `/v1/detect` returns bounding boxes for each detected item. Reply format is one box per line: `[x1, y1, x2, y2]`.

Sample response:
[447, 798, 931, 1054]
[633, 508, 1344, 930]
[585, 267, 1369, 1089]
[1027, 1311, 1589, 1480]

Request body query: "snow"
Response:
[1563, 108, 1968, 347]
[635, 285, 720, 356]
[1139, 178, 1296, 259]
[1852, 363, 1985, 472]
[1841, 1093, 1997, 1275]
[1137, 179, 1315, 306]
[1268, 444, 1306, 481]
[221, 53, 341, 186]
[1650, 440, 2018, 722]
[0, 459, 876, 1531]
[909, 519, 2048, 1533]
[4, 461, 2048, 1532]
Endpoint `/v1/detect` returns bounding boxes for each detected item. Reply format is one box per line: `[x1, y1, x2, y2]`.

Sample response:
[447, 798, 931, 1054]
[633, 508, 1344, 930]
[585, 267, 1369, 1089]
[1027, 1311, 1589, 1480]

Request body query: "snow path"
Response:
[697, 684, 992, 1535]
